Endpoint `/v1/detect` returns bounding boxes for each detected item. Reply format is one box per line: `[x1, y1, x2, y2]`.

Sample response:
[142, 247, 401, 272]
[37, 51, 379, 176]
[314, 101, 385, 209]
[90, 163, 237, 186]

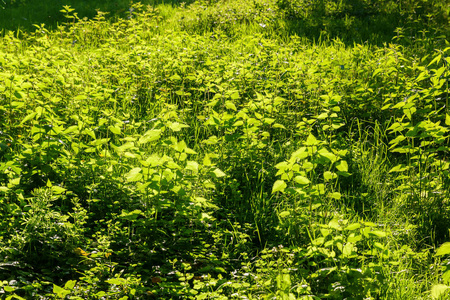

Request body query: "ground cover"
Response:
[1, 0, 450, 299]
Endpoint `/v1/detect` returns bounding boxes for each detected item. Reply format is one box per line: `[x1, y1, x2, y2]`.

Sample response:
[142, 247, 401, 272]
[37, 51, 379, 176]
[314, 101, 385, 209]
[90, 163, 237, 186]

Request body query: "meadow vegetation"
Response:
[1, 0, 450, 299]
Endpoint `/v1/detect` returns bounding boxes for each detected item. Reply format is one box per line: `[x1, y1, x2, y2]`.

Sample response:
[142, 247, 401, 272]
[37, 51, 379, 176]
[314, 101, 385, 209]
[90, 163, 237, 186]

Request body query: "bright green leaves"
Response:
[294, 175, 310, 185]
[108, 125, 121, 135]
[305, 133, 319, 146]
[272, 180, 287, 193]
[139, 129, 161, 144]
[125, 167, 142, 182]
[436, 242, 450, 256]
[273, 129, 349, 200]
[212, 168, 226, 178]
[167, 121, 189, 132]
[431, 284, 450, 300]
[225, 101, 237, 111]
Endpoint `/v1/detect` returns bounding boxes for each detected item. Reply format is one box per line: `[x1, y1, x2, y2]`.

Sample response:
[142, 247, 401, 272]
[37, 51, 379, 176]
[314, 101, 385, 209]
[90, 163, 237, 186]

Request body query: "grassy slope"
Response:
[0, 0, 450, 299]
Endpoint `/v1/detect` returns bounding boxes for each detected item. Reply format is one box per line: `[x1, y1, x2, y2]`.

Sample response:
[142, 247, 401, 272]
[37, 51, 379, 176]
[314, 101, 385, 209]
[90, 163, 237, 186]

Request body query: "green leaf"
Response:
[3, 286, 15, 292]
[106, 278, 127, 285]
[64, 280, 77, 290]
[203, 154, 212, 166]
[342, 242, 355, 257]
[345, 223, 361, 231]
[51, 186, 67, 194]
[225, 101, 237, 111]
[305, 134, 319, 146]
[431, 284, 449, 299]
[168, 122, 189, 132]
[328, 219, 341, 230]
[119, 209, 143, 221]
[443, 270, 450, 284]
[368, 230, 387, 238]
[212, 168, 226, 178]
[428, 54, 442, 67]
[279, 211, 290, 218]
[272, 180, 287, 193]
[185, 161, 199, 173]
[82, 128, 96, 139]
[318, 148, 337, 162]
[20, 112, 37, 124]
[330, 192, 341, 199]
[415, 70, 428, 82]
[139, 129, 161, 145]
[294, 175, 310, 185]
[324, 171, 337, 181]
[74, 94, 87, 100]
[109, 125, 121, 135]
[436, 242, 450, 256]
[125, 167, 142, 182]
[53, 284, 69, 297]
[446, 114, 450, 126]
[170, 74, 181, 81]
[336, 160, 348, 172]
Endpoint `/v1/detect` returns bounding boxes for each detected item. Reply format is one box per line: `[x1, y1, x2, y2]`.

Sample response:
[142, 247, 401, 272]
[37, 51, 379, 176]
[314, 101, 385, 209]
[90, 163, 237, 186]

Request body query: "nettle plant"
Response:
[382, 47, 450, 243]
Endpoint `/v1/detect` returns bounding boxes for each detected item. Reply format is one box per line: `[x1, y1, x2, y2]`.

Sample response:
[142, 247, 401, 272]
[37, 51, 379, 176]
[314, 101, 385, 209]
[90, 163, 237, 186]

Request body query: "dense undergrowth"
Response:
[1, 0, 450, 299]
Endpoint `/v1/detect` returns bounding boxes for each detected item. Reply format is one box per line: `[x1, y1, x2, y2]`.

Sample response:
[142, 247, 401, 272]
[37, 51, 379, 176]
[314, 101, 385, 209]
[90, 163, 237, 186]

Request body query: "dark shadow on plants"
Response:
[0, 0, 195, 33]
[276, 0, 450, 45]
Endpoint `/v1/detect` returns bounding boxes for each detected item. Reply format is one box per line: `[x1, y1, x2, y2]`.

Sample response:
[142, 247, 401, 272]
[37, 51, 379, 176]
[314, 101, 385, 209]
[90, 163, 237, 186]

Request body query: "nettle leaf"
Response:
[52, 185, 67, 194]
[389, 164, 408, 173]
[125, 167, 142, 182]
[342, 242, 356, 258]
[431, 284, 449, 299]
[436, 242, 450, 256]
[170, 73, 182, 81]
[290, 147, 308, 161]
[64, 280, 77, 290]
[115, 142, 135, 153]
[203, 154, 212, 166]
[294, 175, 310, 185]
[305, 134, 319, 146]
[108, 125, 121, 135]
[174, 140, 187, 152]
[318, 148, 337, 163]
[330, 192, 341, 199]
[185, 161, 199, 173]
[230, 91, 239, 100]
[168, 122, 189, 132]
[324, 171, 337, 181]
[53, 284, 69, 297]
[212, 168, 226, 178]
[106, 278, 127, 285]
[443, 270, 450, 284]
[272, 180, 287, 193]
[119, 209, 143, 221]
[336, 160, 348, 172]
[264, 118, 276, 125]
[345, 223, 361, 231]
[279, 211, 290, 218]
[225, 101, 237, 111]
[82, 128, 96, 139]
[139, 129, 161, 144]
[20, 112, 37, 124]
[368, 230, 387, 238]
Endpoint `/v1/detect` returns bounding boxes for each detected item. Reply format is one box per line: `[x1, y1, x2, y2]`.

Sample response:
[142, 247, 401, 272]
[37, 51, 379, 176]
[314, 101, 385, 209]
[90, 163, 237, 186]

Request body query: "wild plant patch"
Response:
[0, 1, 450, 299]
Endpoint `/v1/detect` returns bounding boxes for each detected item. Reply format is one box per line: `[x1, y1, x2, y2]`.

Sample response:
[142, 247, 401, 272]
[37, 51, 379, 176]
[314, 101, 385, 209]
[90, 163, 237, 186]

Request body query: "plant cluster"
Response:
[0, 0, 450, 299]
